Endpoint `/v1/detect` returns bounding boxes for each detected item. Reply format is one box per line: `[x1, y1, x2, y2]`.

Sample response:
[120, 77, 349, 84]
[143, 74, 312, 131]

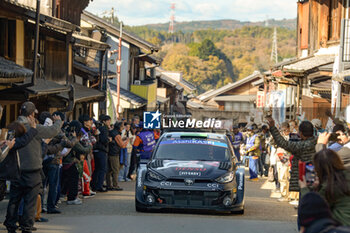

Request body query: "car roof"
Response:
[162, 132, 227, 141]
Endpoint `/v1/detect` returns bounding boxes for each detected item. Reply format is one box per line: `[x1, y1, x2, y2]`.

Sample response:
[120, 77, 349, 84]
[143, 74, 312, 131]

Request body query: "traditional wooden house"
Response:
[188, 71, 263, 127]
[263, 0, 350, 126]
[0, 0, 110, 125]
[80, 11, 161, 120]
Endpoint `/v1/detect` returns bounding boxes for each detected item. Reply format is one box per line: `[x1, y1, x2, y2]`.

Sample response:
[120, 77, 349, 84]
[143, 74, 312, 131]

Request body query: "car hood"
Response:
[152, 160, 229, 179]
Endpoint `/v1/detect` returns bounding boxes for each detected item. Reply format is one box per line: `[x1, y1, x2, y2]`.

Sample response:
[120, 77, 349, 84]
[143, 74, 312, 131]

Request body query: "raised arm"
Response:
[12, 127, 38, 150]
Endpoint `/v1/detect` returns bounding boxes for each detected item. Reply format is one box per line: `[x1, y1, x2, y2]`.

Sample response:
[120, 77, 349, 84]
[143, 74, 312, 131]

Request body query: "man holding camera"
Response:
[4, 102, 62, 233]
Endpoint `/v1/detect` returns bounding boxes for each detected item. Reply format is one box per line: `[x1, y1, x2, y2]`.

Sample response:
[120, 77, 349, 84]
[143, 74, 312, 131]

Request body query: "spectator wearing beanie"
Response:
[298, 192, 350, 233]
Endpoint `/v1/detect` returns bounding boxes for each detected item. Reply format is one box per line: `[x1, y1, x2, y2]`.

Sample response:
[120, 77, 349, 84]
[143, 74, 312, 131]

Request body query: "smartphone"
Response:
[305, 163, 316, 186]
[7, 130, 15, 141]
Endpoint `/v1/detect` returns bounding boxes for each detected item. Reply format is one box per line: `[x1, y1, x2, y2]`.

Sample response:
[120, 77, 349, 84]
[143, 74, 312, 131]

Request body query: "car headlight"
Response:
[147, 170, 165, 181]
[215, 172, 234, 184]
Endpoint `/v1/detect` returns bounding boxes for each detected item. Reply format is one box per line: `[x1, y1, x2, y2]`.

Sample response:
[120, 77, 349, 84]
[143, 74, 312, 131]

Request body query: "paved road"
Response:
[0, 172, 298, 233]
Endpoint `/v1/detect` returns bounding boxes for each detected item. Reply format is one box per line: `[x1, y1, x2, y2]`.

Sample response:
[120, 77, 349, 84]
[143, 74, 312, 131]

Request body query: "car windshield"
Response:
[154, 137, 230, 161]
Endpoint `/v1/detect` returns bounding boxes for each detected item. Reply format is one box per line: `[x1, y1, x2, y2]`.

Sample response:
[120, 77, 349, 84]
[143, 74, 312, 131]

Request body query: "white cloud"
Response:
[86, 0, 297, 26]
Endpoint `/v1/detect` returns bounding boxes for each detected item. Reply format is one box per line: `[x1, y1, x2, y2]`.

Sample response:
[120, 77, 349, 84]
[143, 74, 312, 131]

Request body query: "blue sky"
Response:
[86, 0, 297, 26]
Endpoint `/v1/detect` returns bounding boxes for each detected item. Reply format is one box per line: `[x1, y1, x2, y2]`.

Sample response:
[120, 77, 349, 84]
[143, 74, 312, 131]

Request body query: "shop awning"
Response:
[283, 56, 334, 74]
[0, 57, 33, 83]
[57, 83, 105, 103]
[73, 33, 110, 51]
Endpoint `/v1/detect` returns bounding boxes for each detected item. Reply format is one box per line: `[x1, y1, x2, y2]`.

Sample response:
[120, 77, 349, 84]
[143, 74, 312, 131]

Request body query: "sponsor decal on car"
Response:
[207, 183, 219, 188]
[160, 181, 172, 186]
[175, 167, 207, 171]
[159, 139, 228, 148]
[179, 171, 202, 176]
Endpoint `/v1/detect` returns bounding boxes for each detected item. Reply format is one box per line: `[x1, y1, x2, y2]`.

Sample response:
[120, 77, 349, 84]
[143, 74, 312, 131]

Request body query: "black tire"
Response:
[135, 200, 148, 212]
[231, 209, 244, 215]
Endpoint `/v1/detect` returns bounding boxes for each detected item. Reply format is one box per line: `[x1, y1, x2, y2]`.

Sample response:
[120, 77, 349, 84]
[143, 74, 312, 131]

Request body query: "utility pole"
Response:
[116, 22, 123, 120]
[271, 27, 278, 64]
[32, 0, 41, 85]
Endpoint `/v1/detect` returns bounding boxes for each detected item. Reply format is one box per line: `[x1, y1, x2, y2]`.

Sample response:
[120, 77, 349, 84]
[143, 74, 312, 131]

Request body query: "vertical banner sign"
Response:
[256, 91, 264, 108]
[332, 53, 340, 115]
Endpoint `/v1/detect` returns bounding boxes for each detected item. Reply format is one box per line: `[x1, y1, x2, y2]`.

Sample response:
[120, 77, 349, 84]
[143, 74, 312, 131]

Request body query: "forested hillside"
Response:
[106, 17, 296, 94]
[143, 18, 296, 32]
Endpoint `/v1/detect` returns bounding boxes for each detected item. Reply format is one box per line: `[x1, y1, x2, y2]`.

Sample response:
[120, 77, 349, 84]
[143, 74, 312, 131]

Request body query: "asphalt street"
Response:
[0, 171, 298, 233]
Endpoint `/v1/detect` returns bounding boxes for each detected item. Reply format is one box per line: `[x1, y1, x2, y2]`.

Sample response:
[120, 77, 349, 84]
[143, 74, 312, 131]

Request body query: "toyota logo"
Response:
[184, 179, 194, 186]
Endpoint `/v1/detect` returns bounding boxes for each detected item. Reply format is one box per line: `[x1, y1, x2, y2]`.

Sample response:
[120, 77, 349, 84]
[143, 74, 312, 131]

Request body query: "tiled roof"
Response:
[283, 56, 334, 73]
[0, 57, 33, 83]
[82, 11, 159, 52]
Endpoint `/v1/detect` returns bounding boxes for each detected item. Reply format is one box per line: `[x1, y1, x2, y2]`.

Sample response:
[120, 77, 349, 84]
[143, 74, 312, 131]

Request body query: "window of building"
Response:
[298, 1, 309, 50]
[328, 0, 342, 41]
[0, 18, 16, 61]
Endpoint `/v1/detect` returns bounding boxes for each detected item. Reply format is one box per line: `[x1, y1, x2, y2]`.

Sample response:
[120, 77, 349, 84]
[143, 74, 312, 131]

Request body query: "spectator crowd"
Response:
[1, 100, 350, 233]
[228, 111, 350, 232]
[0, 102, 158, 233]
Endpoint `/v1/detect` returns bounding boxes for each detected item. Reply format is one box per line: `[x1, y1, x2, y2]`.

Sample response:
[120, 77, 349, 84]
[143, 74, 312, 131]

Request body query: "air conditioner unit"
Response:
[134, 80, 141, 85]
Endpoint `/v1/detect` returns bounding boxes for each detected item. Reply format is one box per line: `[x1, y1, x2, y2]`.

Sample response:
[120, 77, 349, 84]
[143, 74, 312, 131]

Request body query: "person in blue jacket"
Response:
[133, 122, 156, 160]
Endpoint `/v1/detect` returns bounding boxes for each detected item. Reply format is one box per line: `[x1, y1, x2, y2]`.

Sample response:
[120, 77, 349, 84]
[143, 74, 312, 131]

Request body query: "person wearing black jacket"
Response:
[91, 114, 111, 192]
[3, 117, 38, 233]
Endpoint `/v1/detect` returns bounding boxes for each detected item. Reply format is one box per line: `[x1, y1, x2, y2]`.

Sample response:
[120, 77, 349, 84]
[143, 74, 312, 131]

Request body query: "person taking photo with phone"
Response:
[299, 149, 350, 226]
